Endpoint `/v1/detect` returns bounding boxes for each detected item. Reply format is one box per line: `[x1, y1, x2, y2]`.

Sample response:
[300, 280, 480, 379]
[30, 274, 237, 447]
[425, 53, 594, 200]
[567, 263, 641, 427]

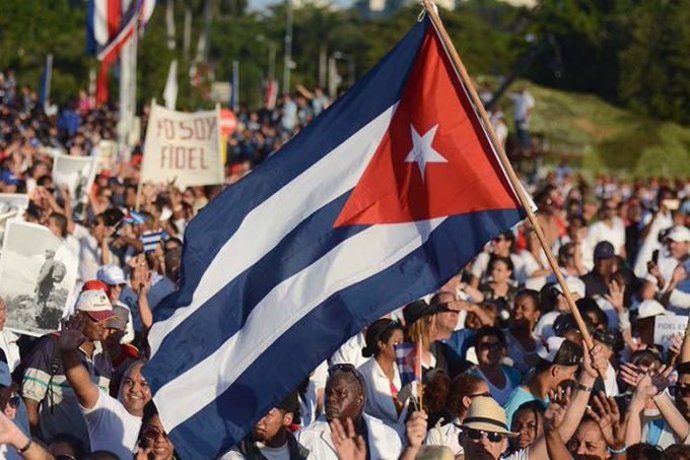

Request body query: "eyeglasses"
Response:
[55, 456, 76, 460]
[144, 425, 169, 442]
[465, 428, 505, 443]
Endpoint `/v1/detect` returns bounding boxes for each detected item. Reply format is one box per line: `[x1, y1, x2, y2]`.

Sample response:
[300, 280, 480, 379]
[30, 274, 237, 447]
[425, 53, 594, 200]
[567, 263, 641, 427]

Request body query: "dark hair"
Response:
[576, 297, 609, 329]
[447, 374, 484, 418]
[362, 318, 403, 358]
[511, 401, 545, 432]
[489, 255, 514, 273]
[536, 339, 583, 372]
[539, 283, 560, 313]
[48, 433, 85, 459]
[664, 444, 690, 459]
[514, 289, 541, 312]
[48, 212, 68, 238]
[475, 326, 507, 347]
[631, 349, 662, 370]
[558, 242, 576, 267]
[138, 401, 179, 458]
[627, 443, 667, 460]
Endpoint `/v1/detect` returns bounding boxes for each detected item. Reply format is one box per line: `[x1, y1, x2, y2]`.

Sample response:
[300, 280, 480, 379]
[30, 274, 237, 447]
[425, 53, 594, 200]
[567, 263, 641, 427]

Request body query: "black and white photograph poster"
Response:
[0, 221, 78, 337]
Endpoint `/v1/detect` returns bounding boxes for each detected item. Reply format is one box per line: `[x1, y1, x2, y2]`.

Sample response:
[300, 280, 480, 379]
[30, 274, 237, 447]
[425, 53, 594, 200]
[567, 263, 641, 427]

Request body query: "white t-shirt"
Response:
[81, 390, 142, 459]
[587, 218, 626, 256]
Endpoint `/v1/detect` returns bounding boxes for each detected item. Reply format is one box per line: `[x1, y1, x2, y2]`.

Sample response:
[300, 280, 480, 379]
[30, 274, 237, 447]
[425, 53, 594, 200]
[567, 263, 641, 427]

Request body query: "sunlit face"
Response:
[142, 415, 175, 459]
[378, 329, 404, 362]
[511, 408, 543, 449]
[569, 420, 607, 460]
[120, 363, 152, 417]
[513, 295, 540, 328]
[491, 260, 511, 283]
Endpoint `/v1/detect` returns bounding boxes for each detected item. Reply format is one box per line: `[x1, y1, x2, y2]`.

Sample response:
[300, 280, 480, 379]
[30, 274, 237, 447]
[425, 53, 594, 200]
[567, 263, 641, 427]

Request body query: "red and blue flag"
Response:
[144, 14, 526, 459]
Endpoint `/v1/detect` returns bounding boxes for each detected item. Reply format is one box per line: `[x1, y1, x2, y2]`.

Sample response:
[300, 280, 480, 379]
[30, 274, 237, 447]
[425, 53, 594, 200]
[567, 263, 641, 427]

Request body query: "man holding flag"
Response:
[143, 4, 529, 458]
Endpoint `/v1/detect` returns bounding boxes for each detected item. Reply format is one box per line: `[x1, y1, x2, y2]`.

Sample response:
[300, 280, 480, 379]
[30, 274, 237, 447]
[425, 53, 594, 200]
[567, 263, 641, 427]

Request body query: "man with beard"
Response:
[222, 392, 309, 459]
[58, 314, 150, 459]
[298, 364, 426, 459]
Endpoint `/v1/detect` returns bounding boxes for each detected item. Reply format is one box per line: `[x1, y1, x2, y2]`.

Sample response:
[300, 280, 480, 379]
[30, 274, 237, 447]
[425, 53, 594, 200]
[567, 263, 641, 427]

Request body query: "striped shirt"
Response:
[21, 335, 111, 448]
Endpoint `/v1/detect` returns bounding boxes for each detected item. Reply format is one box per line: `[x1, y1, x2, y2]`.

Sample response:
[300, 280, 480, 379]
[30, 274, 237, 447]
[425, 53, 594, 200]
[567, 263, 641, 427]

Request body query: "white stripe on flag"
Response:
[94, 0, 110, 45]
[154, 217, 445, 432]
[148, 104, 398, 356]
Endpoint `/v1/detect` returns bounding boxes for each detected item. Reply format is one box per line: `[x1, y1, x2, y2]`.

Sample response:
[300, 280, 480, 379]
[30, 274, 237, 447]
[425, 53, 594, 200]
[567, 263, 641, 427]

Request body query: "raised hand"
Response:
[605, 279, 625, 313]
[544, 386, 571, 430]
[620, 362, 644, 388]
[330, 418, 367, 460]
[583, 343, 609, 379]
[405, 411, 428, 448]
[57, 316, 87, 352]
[587, 392, 625, 450]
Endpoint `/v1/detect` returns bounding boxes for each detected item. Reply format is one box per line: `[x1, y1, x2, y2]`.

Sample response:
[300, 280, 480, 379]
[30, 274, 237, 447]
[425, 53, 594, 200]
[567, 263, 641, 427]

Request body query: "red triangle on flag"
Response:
[334, 28, 519, 228]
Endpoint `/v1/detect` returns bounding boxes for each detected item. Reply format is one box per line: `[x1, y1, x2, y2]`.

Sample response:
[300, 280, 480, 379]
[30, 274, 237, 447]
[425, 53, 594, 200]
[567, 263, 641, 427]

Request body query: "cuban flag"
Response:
[394, 342, 417, 387]
[86, 0, 156, 104]
[144, 14, 525, 459]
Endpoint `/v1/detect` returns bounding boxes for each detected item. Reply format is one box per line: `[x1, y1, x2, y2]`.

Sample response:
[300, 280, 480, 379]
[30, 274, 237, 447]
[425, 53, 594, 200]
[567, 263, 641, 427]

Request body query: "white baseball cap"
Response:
[554, 277, 586, 299]
[96, 265, 126, 286]
[637, 299, 671, 320]
[667, 226, 690, 243]
[76, 289, 115, 322]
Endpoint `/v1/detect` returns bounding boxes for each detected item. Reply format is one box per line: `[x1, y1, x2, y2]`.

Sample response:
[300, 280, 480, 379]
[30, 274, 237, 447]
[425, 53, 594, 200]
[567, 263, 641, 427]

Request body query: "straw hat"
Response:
[460, 396, 516, 436]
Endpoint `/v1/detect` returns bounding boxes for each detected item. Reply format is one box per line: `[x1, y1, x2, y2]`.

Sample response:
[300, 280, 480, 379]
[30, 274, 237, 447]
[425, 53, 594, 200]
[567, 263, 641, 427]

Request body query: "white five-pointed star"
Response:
[404, 124, 447, 183]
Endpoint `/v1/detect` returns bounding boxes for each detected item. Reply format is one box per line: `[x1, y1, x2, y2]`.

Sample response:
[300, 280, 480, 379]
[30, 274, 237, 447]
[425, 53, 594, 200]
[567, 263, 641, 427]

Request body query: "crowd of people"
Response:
[1, 64, 690, 460]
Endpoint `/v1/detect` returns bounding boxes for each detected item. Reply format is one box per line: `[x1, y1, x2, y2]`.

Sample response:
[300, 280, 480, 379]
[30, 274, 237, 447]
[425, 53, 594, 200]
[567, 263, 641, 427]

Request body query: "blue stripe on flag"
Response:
[151, 193, 372, 378]
[146, 208, 522, 459]
[156, 19, 430, 312]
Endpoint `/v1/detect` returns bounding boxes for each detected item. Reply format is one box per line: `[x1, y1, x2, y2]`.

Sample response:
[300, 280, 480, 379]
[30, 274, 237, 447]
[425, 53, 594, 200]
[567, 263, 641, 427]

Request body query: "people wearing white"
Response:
[357, 357, 408, 437]
[425, 420, 463, 456]
[298, 414, 401, 460]
[81, 390, 141, 459]
[587, 218, 626, 257]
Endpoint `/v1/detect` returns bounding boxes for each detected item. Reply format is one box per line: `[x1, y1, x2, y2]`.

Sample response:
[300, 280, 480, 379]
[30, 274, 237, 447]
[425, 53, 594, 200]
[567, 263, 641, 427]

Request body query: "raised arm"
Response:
[59, 316, 99, 410]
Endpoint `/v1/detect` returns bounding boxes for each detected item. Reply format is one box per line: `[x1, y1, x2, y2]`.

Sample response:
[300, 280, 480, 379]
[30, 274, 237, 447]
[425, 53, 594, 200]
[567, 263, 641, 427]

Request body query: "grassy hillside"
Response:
[497, 81, 690, 178]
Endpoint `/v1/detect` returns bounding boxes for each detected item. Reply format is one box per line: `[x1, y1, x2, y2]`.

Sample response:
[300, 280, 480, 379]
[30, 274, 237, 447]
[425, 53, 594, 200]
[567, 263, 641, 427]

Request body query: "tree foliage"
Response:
[1, 0, 689, 125]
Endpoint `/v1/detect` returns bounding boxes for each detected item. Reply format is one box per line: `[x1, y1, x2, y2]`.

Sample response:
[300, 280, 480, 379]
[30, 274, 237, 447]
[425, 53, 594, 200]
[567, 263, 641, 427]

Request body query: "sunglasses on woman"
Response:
[465, 428, 506, 444]
[144, 425, 169, 442]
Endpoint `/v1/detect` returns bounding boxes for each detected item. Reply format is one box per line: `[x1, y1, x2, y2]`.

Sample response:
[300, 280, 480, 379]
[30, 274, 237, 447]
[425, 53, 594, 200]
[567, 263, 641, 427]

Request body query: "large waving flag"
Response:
[144, 14, 525, 459]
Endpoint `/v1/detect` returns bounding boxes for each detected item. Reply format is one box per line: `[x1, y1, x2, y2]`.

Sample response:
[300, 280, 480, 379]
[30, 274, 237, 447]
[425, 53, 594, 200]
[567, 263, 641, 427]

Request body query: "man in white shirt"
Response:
[587, 199, 627, 258]
[58, 318, 150, 459]
[298, 364, 424, 460]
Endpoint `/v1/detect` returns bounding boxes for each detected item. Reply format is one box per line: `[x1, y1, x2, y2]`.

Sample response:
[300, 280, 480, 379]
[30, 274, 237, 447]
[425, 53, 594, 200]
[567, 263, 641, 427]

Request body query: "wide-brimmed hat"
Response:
[460, 396, 517, 436]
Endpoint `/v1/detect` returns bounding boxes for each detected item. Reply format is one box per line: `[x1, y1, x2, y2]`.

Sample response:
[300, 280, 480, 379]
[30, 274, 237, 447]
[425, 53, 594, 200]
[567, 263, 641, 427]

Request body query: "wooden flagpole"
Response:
[420, 1, 601, 367]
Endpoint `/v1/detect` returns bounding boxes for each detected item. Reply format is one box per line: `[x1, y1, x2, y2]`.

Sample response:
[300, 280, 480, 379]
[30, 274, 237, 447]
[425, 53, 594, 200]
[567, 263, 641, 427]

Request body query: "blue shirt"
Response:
[504, 386, 548, 428]
[443, 329, 476, 360]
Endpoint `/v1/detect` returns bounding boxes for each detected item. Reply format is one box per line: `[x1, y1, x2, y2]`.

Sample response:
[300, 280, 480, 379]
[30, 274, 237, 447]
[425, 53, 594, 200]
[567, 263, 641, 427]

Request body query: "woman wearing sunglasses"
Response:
[467, 327, 521, 405]
[136, 402, 177, 460]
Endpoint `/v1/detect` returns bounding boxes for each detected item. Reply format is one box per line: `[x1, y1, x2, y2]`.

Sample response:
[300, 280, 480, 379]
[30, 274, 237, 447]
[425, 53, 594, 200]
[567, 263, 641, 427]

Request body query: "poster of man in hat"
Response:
[0, 221, 77, 336]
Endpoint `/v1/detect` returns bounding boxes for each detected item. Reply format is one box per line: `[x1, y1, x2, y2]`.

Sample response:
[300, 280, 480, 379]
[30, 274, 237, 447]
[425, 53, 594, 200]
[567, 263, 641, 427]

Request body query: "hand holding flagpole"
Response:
[420, 0, 605, 384]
